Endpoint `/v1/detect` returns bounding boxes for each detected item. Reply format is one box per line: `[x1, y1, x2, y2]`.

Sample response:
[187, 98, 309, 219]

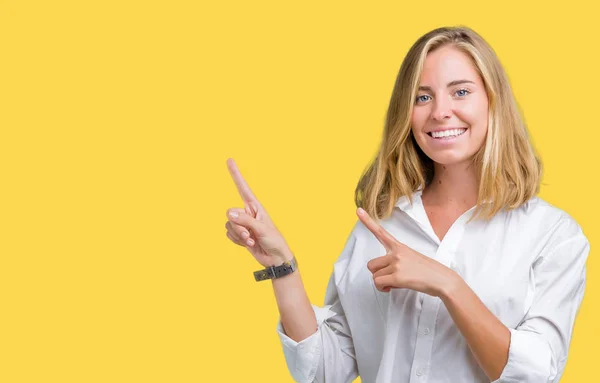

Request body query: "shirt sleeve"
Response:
[492, 215, 590, 383]
[276, 226, 359, 383]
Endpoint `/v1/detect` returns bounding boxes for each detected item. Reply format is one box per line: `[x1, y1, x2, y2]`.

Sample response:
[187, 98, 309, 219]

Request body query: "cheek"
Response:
[459, 101, 488, 129]
[474, 105, 489, 134]
[475, 97, 489, 126]
[411, 108, 428, 130]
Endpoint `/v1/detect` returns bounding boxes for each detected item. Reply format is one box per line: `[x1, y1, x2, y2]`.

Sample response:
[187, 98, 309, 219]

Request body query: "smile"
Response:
[427, 128, 467, 139]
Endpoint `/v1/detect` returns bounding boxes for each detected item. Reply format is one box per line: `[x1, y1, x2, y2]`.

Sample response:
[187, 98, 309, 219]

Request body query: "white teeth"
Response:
[431, 128, 467, 139]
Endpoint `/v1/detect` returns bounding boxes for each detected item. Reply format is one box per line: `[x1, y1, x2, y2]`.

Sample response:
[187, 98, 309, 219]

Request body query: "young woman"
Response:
[225, 26, 590, 383]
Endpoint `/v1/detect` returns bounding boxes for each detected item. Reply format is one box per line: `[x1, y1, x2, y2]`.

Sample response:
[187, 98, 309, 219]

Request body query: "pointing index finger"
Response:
[357, 207, 397, 250]
[227, 158, 258, 206]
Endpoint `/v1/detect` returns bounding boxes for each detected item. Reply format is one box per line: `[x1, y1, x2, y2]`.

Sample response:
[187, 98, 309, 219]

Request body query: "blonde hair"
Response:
[354, 25, 542, 221]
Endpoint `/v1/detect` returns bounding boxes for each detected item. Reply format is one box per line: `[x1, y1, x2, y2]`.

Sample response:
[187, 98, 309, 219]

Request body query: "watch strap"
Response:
[254, 256, 298, 282]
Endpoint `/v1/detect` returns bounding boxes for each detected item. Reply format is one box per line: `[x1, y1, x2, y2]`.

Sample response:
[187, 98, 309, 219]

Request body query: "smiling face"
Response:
[411, 45, 489, 167]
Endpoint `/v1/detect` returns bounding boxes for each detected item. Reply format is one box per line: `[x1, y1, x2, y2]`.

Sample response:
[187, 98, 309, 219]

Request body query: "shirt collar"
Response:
[394, 185, 425, 213]
[395, 186, 498, 212]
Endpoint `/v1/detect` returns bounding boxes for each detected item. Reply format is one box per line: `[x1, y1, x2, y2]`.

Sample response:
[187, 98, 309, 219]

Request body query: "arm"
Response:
[224, 159, 357, 382]
[275, 228, 359, 383]
[271, 253, 319, 344]
[440, 217, 590, 382]
[440, 273, 510, 381]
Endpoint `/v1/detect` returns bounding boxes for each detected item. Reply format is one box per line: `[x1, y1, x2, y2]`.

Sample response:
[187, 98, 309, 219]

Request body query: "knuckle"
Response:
[236, 226, 249, 238]
[226, 231, 238, 244]
[230, 233, 244, 245]
[373, 278, 382, 291]
[225, 229, 236, 240]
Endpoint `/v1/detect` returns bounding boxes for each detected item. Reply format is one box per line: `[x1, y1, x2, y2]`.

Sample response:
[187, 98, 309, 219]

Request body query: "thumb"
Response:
[229, 211, 266, 236]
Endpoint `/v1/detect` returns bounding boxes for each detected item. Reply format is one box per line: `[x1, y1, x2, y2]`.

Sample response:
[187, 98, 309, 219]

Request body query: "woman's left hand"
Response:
[357, 207, 458, 297]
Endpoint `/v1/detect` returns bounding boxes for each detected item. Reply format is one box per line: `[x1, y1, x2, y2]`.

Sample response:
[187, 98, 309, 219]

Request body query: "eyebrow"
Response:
[418, 80, 475, 92]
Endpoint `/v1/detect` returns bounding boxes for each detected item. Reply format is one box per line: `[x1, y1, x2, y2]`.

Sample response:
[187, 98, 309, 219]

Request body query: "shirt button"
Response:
[423, 327, 430, 335]
[416, 368, 425, 376]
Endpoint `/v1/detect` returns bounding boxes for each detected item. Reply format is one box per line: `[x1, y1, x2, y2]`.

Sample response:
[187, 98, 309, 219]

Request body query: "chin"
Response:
[425, 152, 475, 166]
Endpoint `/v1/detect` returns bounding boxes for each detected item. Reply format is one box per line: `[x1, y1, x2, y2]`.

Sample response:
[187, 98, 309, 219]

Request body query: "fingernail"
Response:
[241, 231, 249, 239]
[247, 239, 254, 246]
[230, 211, 238, 218]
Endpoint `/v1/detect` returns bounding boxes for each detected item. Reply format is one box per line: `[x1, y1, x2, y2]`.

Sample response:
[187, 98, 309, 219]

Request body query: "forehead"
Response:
[420, 45, 481, 84]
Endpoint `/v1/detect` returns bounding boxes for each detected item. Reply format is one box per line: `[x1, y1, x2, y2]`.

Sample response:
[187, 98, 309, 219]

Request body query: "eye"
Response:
[455, 88, 470, 97]
[416, 95, 431, 104]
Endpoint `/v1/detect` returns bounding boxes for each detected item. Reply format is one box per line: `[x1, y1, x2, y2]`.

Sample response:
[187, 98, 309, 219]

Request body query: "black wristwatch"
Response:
[253, 256, 298, 282]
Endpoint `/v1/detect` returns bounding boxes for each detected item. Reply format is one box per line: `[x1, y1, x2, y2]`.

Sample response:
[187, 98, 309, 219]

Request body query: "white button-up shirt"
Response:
[276, 189, 590, 383]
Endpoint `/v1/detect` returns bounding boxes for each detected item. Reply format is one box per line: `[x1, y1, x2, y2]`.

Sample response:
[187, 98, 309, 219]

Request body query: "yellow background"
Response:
[1, 0, 598, 382]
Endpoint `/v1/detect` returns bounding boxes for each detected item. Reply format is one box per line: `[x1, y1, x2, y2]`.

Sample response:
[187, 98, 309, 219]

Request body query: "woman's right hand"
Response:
[225, 158, 294, 267]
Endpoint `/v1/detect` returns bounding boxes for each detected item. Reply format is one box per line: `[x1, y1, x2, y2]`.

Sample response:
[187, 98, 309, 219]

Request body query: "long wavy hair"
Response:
[354, 25, 542, 221]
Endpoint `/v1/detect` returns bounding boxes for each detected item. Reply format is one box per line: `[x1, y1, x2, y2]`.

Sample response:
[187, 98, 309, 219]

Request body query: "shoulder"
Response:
[512, 196, 590, 260]
[507, 196, 584, 235]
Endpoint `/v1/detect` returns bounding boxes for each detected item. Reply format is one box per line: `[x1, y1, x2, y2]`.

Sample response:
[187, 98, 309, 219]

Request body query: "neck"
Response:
[422, 161, 479, 209]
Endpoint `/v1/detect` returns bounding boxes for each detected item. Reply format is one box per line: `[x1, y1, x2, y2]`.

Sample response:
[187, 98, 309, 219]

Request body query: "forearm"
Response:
[440, 273, 510, 381]
[271, 254, 317, 343]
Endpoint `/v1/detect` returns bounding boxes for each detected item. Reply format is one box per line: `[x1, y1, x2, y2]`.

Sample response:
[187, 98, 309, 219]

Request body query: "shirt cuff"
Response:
[276, 304, 336, 383]
[492, 328, 557, 383]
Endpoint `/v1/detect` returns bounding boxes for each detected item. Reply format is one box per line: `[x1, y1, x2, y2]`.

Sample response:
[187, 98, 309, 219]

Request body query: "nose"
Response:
[431, 97, 452, 121]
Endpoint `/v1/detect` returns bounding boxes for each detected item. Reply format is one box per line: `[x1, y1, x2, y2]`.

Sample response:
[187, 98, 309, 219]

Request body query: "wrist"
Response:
[254, 255, 298, 282]
[269, 250, 295, 267]
[439, 268, 464, 300]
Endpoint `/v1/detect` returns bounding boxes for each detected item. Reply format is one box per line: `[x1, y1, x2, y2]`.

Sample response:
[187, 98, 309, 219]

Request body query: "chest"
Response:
[423, 206, 465, 241]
